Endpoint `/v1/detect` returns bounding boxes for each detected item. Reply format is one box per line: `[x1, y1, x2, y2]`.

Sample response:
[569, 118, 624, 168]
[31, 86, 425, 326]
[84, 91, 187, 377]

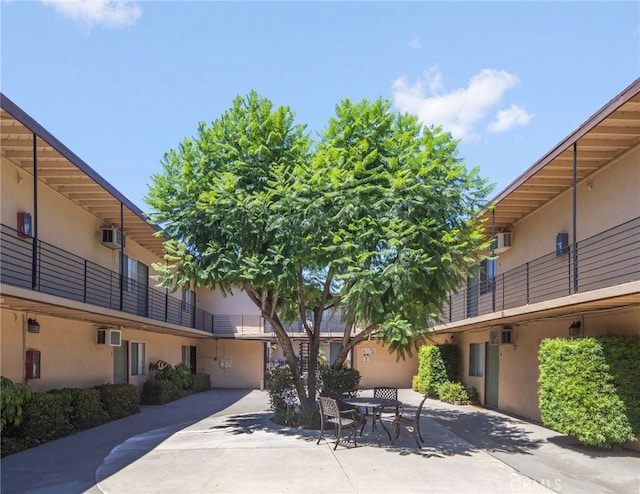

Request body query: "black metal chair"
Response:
[317, 396, 358, 450]
[391, 393, 428, 448]
[359, 387, 401, 435]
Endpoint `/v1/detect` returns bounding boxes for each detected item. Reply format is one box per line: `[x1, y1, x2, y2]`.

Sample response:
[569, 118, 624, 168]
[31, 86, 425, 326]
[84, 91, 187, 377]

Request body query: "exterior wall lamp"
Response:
[27, 318, 40, 333]
[568, 320, 581, 338]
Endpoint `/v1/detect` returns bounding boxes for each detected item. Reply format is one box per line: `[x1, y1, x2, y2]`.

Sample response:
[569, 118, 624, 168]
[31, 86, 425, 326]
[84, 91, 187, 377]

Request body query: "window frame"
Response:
[130, 341, 146, 376]
[469, 342, 485, 377]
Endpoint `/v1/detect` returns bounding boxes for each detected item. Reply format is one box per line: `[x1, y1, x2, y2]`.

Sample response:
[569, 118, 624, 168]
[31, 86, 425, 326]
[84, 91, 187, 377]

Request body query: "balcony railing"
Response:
[441, 217, 640, 324]
[0, 224, 348, 336]
[5, 217, 634, 335]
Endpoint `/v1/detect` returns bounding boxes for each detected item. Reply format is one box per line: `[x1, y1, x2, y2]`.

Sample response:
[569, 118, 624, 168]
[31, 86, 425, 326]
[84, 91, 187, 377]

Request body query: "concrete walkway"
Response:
[1, 389, 638, 494]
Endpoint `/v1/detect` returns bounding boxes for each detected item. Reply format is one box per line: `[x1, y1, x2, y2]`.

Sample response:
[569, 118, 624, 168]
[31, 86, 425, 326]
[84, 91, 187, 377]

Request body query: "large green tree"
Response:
[146, 92, 492, 412]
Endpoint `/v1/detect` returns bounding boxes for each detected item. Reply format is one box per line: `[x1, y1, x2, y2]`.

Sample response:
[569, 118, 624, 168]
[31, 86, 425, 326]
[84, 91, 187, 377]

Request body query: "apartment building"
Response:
[429, 78, 640, 423]
[0, 93, 416, 393]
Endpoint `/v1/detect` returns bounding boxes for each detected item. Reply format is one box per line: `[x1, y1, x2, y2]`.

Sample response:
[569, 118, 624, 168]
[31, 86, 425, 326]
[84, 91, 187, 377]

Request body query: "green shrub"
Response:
[18, 392, 74, 446]
[141, 380, 187, 405]
[50, 387, 109, 430]
[94, 383, 139, 420]
[411, 374, 420, 392]
[189, 373, 211, 392]
[417, 345, 449, 397]
[539, 335, 640, 448]
[437, 381, 470, 404]
[438, 343, 459, 382]
[466, 384, 480, 404]
[149, 360, 191, 390]
[265, 364, 299, 426]
[1, 376, 31, 431]
[318, 367, 361, 399]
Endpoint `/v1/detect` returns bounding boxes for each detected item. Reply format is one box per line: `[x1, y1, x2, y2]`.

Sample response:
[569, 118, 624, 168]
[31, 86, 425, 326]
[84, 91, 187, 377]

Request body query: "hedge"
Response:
[94, 383, 139, 420]
[539, 335, 640, 448]
[141, 380, 188, 405]
[1, 383, 141, 457]
[416, 345, 449, 396]
[190, 373, 211, 392]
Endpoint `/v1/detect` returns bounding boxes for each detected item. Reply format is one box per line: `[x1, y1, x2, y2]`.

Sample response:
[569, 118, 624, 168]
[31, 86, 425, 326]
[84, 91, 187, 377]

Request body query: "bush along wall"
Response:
[416, 345, 450, 397]
[538, 335, 640, 448]
[1, 382, 140, 457]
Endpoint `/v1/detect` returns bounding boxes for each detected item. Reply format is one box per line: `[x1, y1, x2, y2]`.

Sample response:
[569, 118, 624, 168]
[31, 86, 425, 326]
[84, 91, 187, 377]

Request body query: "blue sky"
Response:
[2, 1, 639, 211]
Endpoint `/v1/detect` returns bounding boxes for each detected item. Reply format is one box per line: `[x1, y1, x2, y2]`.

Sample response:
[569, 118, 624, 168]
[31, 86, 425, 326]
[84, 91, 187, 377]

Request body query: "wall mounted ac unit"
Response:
[100, 228, 125, 249]
[97, 329, 122, 347]
[489, 328, 513, 345]
[493, 232, 512, 254]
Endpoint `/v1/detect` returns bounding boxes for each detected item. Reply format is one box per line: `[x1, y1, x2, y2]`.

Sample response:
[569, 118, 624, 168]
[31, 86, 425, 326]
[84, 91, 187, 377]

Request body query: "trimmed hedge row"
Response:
[539, 335, 640, 448]
[1, 383, 139, 457]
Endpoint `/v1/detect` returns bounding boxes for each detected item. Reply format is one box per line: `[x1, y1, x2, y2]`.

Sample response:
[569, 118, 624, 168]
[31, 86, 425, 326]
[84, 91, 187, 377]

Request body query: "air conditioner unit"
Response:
[493, 232, 512, 254]
[100, 228, 125, 249]
[97, 329, 122, 347]
[489, 328, 513, 346]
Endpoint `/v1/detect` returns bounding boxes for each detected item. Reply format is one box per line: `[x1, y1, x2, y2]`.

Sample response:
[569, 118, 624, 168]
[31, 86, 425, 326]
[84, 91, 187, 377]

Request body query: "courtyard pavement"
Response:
[1, 388, 638, 494]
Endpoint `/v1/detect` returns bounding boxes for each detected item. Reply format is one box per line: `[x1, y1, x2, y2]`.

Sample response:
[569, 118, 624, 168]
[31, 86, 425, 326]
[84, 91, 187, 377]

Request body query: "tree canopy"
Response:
[146, 91, 493, 410]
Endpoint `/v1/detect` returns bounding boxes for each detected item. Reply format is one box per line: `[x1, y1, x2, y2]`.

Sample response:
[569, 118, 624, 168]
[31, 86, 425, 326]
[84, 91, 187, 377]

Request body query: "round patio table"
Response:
[340, 397, 402, 444]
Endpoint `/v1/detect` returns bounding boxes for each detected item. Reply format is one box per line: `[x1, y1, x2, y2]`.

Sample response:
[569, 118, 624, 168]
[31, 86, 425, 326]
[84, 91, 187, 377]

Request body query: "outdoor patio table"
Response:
[340, 396, 401, 445]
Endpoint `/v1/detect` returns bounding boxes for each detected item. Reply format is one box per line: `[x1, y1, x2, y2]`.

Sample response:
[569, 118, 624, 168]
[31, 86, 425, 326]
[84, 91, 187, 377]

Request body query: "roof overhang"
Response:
[0, 93, 166, 258]
[481, 78, 640, 233]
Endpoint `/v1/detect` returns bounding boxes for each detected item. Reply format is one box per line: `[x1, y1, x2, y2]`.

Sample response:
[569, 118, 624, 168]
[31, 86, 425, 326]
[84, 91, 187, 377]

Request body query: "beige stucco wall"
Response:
[448, 306, 640, 422]
[497, 146, 640, 273]
[354, 340, 418, 389]
[0, 308, 202, 392]
[197, 339, 264, 388]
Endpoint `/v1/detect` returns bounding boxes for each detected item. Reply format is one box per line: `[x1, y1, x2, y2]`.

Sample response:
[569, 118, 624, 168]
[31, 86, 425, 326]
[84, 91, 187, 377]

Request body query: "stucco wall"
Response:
[354, 340, 418, 389]
[0, 309, 202, 392]
[450, 306, 640, 422]
[198, 339, 264, 388]
[496, 146, 640, 274]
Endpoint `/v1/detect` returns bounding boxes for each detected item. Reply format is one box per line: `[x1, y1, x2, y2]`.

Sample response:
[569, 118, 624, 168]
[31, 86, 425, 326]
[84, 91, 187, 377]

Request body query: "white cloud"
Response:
[392, 67, 531, 140]
[488, 104, 533, 133]
[41, 0, 142, 28]
[407, 37, 422, 49]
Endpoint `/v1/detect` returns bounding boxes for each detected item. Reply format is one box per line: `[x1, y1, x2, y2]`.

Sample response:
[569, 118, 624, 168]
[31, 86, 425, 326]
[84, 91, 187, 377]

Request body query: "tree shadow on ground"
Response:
[422, 407, 543, 455]
[208, 410, 475, 459]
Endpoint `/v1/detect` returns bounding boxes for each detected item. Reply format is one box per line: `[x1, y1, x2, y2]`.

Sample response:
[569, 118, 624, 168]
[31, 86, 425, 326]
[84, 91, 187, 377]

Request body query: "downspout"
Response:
[572, 143, 578, 294]
[491, 209, 496, 312]
[31, 133, 38, 290]
[119, 202, 124, 311]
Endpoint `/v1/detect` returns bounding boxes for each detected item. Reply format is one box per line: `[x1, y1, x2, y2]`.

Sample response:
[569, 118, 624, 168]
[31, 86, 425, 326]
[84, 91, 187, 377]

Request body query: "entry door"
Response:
[485, 344, 499, 408]
[113, 340, 129, 384]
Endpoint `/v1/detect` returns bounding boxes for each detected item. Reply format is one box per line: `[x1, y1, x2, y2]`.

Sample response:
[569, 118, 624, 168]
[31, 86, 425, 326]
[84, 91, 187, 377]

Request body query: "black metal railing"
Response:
[441, 216, 640, 324]
[3, 216, 637, 333]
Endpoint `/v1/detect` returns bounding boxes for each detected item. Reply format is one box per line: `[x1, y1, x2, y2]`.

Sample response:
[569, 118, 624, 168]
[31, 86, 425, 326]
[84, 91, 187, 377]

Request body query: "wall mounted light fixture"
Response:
[27, 318, 40, 333]
[568, 320, 581, 338]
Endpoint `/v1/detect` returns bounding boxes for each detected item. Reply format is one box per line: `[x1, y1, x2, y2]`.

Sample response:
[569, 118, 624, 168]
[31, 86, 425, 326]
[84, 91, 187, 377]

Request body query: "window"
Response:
[182, 289, 195, 312]
[469, 342, 484, 377]
[182, 345, 196, 374]
[130, 342, 146, 376]
[479, 258, 496, 295]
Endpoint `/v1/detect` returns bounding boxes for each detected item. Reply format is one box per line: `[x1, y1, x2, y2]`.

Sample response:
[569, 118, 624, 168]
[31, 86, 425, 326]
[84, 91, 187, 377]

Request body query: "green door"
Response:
[113, 340, 128, 384]
[485, 344, 499, 408]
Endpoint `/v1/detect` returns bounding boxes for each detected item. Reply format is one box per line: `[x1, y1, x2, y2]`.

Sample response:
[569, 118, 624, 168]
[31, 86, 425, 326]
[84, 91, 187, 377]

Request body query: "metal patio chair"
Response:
[317, 396, 358, 450]
[391, 393, 428, 448]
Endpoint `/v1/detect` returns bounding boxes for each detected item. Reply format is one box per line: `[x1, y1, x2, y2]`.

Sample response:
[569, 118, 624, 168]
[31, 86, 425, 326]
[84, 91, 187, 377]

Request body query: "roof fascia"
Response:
[0, 92, 161, 233]
[485, 77, 640, 206]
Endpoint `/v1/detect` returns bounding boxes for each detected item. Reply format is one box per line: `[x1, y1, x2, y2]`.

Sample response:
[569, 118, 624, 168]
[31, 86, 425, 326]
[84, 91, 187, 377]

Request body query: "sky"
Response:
[2, 1, 639, 212]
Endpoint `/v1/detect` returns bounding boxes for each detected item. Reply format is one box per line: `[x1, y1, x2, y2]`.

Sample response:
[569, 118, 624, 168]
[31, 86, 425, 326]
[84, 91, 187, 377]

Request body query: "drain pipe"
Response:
[31, 133, 38, 290]
[572, 143, 578, 294]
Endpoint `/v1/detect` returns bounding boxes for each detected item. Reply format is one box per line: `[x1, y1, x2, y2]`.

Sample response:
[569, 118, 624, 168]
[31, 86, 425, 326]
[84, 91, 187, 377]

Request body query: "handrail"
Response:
[2, 217, 637, 333]
[441, 216, 640, 323]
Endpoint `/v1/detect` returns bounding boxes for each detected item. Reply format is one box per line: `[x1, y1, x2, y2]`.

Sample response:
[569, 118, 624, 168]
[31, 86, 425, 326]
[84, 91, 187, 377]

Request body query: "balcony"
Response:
[441, 217, 640, 325]
[0, 224, 348, 338]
